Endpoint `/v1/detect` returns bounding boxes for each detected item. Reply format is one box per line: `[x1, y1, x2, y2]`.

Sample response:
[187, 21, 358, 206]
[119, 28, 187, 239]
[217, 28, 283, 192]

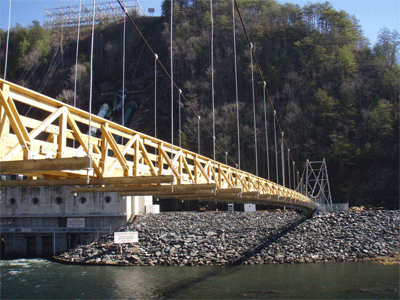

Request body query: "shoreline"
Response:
[55, 210, 399, 266]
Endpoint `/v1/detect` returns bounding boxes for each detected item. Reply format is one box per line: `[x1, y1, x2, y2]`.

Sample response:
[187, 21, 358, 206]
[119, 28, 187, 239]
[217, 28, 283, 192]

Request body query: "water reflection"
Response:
[1, 259, 399, 299]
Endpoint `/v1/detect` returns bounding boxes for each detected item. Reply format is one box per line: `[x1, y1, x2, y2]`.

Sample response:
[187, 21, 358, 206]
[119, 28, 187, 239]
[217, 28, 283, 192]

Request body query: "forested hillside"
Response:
[1, 0, 398, 208]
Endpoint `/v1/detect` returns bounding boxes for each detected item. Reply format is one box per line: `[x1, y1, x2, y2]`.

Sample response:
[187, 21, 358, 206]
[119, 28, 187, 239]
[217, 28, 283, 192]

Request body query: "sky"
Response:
[0, 0, 399, 47]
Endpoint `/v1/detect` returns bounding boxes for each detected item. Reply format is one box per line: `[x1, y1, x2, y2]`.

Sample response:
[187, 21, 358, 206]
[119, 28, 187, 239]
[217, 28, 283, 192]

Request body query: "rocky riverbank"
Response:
[56, 210, 399, 266]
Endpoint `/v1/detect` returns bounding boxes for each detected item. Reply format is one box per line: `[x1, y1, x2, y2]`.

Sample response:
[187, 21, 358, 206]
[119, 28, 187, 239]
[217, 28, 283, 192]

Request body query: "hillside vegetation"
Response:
[0, 0, 398, 209]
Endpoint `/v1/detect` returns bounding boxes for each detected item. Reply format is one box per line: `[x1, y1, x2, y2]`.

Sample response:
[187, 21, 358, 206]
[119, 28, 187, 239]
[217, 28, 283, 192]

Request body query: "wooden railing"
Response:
[0, 79, 317, 211]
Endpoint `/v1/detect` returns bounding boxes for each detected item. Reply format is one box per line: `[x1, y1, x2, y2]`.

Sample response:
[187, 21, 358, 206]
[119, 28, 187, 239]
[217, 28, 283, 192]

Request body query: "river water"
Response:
[1, 259, 399, 299]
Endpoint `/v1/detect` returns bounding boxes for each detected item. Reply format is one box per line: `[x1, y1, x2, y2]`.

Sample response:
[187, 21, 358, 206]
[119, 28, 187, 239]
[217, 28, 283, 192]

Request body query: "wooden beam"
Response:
[0, 175, 175, 187]
[0, 157, 91, 174]
[73, 183, 217, 194]
[241, 192, 259, 198]
[216, 188, 242, 196]
[101, 123, 129, 176]
[0, 86, 31, 159]
[67, 115, 102, 177]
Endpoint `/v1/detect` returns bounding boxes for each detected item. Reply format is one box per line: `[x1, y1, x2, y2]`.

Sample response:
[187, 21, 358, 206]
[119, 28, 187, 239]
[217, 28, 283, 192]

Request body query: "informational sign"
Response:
[244, 203, 256, 212]
[114, 232, 138, 244]
[67, 218, 85, 228]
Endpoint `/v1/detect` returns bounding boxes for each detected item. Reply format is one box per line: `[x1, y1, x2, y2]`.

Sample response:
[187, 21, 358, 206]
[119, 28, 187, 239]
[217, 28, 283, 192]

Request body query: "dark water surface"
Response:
[1, 259, 399, 299]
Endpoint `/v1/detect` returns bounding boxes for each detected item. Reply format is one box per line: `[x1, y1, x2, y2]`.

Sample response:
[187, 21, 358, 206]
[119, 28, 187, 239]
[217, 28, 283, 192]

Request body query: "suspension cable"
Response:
[232, 0, 240, 170]
[179, 89, 182, 147]
[263, 81, 270, 180]
[154, 54, 158, 140]
[116, 0, 240, 168]
[274, 110, 278, 182]
[86, 0, 96, 184]
[233, 0, 302, 178]
[281, 132, 285, 187]
[293, 161, 296, 191]
[72, 0, 82, 149]
[88, 0, 96, 155]
[4, 0, 12, 80]
[73, 0, 82, 109]
[122, 13, 126, 128]
[288, 148, 291, 189]
[170, 0, 174, 158]
[211, 0, 216, 164]
[250, 43, 258, 177]
[198, 116, 201, 154]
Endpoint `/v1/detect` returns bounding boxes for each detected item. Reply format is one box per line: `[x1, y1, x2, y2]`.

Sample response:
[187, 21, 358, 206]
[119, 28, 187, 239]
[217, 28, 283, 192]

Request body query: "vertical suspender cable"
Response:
[293, 161, 296, 191]
[288, 149, 291, 189]
[87, 0, 96, 183]
[274, 110, 278, 183]
[154, 54, 158, 140]
[211, 0, 215, 164]
[250, 43, 258, 177]
[179, 89, 182, 147]
[73, 0, 82, 149]
[88, 0, 96, 154]
[281, 133, 285, 187]
[170, 0, 174, 158]
[263, 81, 270, 180]
[232, 0, 240, 170]
[198, 116, 201, 154]
[73, 0, 82, 109]
[4, 0, 12, 80]
[122, 13, 126, 128]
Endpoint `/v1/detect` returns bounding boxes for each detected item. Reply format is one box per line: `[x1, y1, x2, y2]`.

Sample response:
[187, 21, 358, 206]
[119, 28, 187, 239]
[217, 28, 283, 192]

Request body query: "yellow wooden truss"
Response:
[0, 79, 317, 210]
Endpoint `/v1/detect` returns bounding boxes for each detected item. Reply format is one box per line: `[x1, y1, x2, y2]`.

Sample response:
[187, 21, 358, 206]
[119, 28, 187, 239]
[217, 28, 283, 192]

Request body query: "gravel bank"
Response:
[56, 210, 399, 266]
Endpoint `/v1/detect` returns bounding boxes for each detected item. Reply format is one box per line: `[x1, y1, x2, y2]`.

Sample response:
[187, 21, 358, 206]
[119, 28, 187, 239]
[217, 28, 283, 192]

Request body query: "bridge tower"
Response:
[305, 159, 333, 212]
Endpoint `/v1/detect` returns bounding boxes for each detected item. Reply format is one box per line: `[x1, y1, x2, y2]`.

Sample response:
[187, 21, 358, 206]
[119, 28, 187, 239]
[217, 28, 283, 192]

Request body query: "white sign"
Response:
[67, 218, 85, 228]
[244, 203, 256, 212]
[114, 232, 138, 244]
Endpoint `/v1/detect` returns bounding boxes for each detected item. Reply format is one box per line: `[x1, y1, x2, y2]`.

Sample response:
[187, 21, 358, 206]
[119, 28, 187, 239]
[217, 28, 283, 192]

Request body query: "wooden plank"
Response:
[0, 175, 175, 187]
[241, 192, 259, 198]
[216, 188, 242, 196]
[72, 183, 217, 194]
[0, 157, 91, 173]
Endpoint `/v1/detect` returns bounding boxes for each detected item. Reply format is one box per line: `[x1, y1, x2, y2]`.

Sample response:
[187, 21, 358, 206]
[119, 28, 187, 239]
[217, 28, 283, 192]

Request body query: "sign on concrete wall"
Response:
[67, 218, 85, 228]
[114, 232, 138, 244]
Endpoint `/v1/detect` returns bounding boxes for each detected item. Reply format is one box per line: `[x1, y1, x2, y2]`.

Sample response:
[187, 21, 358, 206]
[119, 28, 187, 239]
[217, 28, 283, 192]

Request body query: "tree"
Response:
[374, 28, 400, 67]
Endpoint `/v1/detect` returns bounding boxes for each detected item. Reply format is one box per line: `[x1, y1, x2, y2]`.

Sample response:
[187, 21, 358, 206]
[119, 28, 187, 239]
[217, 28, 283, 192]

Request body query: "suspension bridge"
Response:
[0, 0, 318, 214]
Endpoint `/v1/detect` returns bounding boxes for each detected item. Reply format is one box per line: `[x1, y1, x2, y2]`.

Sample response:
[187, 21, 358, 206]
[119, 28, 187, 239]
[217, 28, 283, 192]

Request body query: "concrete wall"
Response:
[2, 186, 123, 216]
[0, 186, 156, 258]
